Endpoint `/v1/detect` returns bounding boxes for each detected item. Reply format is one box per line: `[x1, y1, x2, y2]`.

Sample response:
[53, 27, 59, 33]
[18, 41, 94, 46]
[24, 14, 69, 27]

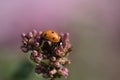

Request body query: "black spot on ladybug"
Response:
[52, 31, 54, 34]
[52, 37, 55, 40]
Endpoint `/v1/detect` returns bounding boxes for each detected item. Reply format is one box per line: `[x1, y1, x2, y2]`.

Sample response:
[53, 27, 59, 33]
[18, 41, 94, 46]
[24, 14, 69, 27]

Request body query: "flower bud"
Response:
[28, 39, 34, 44]
[64, 33, 70, 42]
[62, 67, 68, 72]
[56, 50, 65, 57]
[21, 47, 28, 53]
[58, 67, 68, 77]
[34, 57, 41, 63]
[21, 33, 26, 38]
[65, 60, 71, 64]
[28, 32, 33, 38]
[49, 69, 57, 75]
[38, 31, 42, 36]
[51, 57, 56, 61]
[32, 29, 37, 37]
[54, 61, 61, 68]
[31, 50, 38, 57]
[35, 42, 39, 47]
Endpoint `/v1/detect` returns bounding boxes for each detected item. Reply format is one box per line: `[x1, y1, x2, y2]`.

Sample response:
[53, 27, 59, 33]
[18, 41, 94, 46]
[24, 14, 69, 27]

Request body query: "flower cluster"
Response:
[21, 29, 72, 80]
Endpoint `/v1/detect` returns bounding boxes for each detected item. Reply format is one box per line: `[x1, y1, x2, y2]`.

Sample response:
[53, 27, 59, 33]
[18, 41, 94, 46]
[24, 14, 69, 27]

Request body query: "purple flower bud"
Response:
[62, 67, 68, 72]
[34, 42, 39, 47]
[31, 50, 38, 57]
[59, 45, 64, 50]
[21, 47, 28, 53]
[22, 37, 28, 43]
[60, 33, 64, 37]
[62, 71, 68, 77]
[28, 32, 33, 38]
[28, 39, 34, 44]
[51, 57, 56, 61]
[55, 49, 60, 53]
[65, 60, 71, 64]
[66, 43, 72, 50]
[61, 33, 71, 48]
[49, 69, 57, 75]
[54, 61, 61, 68]
[32, 29, 37, 37]
[64, 33, 70, 42]
[38, 31, 42, 36]
[34, 57, 41, 63]
[58, 67, 68, 77]
[21, 33, 26, 38]
[55, 50, 65, 57]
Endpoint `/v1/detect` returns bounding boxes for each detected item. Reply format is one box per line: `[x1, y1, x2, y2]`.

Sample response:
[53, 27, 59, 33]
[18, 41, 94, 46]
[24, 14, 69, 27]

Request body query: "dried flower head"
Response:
[20, 29, 72, 80]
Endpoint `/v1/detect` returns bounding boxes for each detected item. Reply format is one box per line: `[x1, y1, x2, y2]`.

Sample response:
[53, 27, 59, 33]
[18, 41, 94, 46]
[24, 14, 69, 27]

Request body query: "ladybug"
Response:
[41, 30, 61, 43]
[41, 30, 62, 53]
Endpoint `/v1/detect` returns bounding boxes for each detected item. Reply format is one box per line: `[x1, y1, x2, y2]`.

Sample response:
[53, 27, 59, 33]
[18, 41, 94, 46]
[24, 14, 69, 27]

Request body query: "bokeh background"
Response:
[0, 0, 120, 80]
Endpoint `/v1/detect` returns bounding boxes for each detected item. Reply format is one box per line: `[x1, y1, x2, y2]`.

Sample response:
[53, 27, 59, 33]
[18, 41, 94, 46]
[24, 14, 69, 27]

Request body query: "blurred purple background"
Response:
[0, 0, 120, 80]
